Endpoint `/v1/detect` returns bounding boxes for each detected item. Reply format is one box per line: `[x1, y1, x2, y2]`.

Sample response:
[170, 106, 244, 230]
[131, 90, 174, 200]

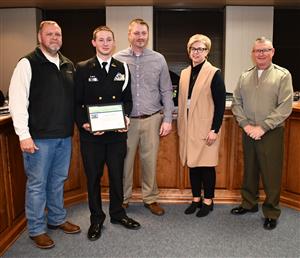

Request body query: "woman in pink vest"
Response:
[177, 34, 226, 217]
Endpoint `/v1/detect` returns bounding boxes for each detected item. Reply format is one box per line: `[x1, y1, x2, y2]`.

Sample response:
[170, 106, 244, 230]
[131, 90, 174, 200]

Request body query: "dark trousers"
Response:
[80, 140, 127, 224]
[241, 126, 284, 219]
[189, 167, 216, 199]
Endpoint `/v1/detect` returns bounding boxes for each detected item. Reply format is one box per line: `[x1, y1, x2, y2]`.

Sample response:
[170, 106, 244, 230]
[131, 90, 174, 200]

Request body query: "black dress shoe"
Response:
[263, 218, 277, 230]
[88, 215, 106, 241]
[196, 201, 214, 217]
[184, 200, 202, 215]
[110, 216, 141, 230]
[87, 223, 102, 241]
[230, 204, 258, 215]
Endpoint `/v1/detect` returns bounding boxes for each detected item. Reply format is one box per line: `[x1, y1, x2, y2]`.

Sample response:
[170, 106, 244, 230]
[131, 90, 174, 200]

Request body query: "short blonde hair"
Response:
[93, 26, 115, 40]
[187, 34, 211, 54]
[128, 18, 149, 33]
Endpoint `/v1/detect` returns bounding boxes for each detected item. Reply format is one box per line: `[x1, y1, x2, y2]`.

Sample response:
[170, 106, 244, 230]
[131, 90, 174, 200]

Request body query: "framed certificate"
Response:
[87, 103, 126, 133]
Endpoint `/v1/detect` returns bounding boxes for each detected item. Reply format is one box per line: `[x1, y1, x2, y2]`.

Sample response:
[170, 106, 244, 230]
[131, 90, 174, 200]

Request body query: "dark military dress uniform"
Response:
[75, 56, 132, 225]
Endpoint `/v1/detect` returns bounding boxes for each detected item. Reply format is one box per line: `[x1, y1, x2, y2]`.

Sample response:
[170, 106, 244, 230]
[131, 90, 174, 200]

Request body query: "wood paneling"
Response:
[1, 106, 300, 254]
[6, 129, 26, 221]
[285, 118, 300, 193]
[281, 109, 300, 207]
[0, 118, 27, 256]
[156, 125, 180, 188]
[231, 123, 244, 189]
[64, 128, 87, 205]
[0, 123, 10, 235]
[215, 114, 233, 189]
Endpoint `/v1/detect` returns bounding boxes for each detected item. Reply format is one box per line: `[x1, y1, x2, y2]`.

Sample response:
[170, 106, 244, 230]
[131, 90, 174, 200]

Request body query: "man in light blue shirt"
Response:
[114, 18, 174, 215]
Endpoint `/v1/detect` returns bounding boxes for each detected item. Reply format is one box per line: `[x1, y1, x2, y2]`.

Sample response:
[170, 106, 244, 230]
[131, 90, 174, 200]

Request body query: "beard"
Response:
[134, 39, 148, 49]
[48, 43, 61, 52]
[42, 44, 61, 56]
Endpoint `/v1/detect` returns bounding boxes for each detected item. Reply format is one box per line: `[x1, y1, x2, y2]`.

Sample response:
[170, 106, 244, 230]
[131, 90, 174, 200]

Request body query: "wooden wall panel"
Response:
[0, 118, 27, 256]
[64, 128, 88, 205]
[284, 115, 300, 194]
[6, 130, 26, 221]
[64, 128, 86, 193]
[117, 121, 180, 190]
[156, 126, 179, 188]
[0, 128, 10, 234]
[216, 115, 233, 188]
[231, 124, 244, 189]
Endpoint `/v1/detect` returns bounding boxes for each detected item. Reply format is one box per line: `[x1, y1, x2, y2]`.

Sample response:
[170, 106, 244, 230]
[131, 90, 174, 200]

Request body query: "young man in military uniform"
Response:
[74, 26, 140, 241]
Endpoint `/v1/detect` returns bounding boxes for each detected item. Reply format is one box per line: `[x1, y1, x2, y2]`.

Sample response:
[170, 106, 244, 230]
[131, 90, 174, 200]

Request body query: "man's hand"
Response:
[20, 138, 39, 153]
[243, 124, 253, 135]
[82, 123, 104, 136]
[82, 123, 91, 132]
[249, 126, 265, 140]
[118, 116, 130, 133]
[243, 124, 265, 140]
[159, 122, 172, 136]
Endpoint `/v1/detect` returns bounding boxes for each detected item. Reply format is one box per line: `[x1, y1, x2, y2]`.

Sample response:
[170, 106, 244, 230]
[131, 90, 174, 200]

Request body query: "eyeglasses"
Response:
[190, 47, 207, 53]
[253, 48, 273, 54]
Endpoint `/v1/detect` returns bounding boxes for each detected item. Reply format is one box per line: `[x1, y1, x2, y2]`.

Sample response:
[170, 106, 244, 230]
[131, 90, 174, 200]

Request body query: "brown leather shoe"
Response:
[30, 233, 55, 249]
[47, 221, 81, 234]
[122, 203, 129, 209]
[144, 202, 165, 216]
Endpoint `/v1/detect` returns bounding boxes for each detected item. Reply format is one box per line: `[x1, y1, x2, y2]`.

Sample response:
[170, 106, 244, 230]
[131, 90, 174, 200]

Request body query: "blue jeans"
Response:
[23, 137, 71, 237]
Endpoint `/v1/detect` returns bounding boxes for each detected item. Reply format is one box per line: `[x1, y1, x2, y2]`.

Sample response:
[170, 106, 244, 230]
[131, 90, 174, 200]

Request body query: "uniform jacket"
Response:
[75, 56, 132, 143]
[177, 60, 221, 167]
[232, 63, 293, 131]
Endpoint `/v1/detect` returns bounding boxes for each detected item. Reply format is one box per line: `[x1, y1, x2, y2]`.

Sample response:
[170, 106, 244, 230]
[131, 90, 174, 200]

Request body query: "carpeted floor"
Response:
[3, 202, 300, 258]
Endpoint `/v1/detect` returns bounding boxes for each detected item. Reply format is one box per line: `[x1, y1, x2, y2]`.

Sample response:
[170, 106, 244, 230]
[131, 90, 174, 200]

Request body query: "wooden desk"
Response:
[1, 105, 300, 254]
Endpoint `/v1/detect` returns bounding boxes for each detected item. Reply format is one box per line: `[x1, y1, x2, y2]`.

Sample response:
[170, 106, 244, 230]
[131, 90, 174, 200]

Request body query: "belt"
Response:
[131, 111, 160, 119]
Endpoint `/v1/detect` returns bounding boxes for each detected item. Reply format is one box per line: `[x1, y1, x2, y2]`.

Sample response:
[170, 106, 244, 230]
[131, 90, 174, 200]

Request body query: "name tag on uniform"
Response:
[88, 75, 99, 82]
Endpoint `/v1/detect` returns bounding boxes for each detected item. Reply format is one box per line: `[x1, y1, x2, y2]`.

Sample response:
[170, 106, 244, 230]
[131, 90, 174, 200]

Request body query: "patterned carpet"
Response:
[3, 202, 300, 258]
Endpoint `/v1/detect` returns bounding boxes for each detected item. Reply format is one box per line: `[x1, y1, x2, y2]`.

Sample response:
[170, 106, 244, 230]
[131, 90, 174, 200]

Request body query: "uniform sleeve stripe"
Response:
[122, 62, 129, 92]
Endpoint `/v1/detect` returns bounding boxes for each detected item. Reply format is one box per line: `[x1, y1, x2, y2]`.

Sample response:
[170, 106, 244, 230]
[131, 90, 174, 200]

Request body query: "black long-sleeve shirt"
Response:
[188, 61, 226, 133]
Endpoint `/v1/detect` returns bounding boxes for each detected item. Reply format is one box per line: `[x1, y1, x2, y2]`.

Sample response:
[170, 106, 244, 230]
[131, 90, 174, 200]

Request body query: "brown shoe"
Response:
[30, 233, 55, 249]
[144, 202, 165, 216]
[47, 221, 81, 234]
[122, 203, 129, 209]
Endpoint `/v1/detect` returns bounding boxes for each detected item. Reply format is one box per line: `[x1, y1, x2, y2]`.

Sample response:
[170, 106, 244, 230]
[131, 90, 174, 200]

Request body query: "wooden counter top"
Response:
[292, 101, 300, 112]
[0, 115, 11, 125]
[225, 101, 300, 112]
